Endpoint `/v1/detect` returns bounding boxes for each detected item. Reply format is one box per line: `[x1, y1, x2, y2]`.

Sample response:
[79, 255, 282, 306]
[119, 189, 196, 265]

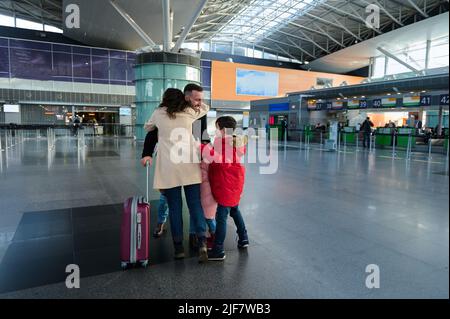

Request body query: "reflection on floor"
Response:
[0, 136, 448, 298]
[0, 200, 238, 294]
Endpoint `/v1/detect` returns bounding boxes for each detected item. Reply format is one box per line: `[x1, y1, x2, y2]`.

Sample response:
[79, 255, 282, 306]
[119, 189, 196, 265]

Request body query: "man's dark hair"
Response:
[184, 83, 203, 94]
[216, 116, 237, 130]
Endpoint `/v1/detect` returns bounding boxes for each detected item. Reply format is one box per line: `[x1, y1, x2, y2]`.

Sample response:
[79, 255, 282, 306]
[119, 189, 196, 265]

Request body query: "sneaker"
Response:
[152, 223, 165, 238]
[174, 243, 185, 260]
[198, 242, 208, 263]
[208, 249, 226, 261]
[206, 233, 215, 251]
[237, 232, 249, 249]
[189, 234, 198, 250]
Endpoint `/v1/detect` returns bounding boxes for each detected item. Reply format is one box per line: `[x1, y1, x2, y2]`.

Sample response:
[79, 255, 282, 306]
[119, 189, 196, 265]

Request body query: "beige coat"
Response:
[144, 104, 210, 190]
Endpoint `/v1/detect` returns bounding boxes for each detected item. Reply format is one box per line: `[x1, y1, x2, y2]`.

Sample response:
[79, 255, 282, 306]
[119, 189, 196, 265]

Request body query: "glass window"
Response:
[44, 25, 63, 33]
[429, 41, 449, 69]
[200, 42, 210, 51]
[234, 46, 246, 56]
[263, 52, 276, 60]
[16, 18, 43, 31]
[213, 42, 232, 54]
[213, 0, 323, 44]
[372, 56, 386, 78]
[181, 42, 199, 51]
[0, 14, 14, 27]
[253, 49, 263, 59]
[386, 58, 410, 75]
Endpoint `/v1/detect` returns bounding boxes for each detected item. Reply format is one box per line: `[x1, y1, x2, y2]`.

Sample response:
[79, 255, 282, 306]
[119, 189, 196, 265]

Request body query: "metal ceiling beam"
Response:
[358, 0, 404, 26]
[321, 2, 372, 27]
[264, 36, 315, 58]
[303, 11, 362, 42]
[288, 20, 330, 37]
[284, 36, 316, 59]
[187, 23, 327, 55]
[405, 0, 429, 18]
[109, 0, 157, 49]
[44, 0, 62, 10]
[328, 15, 363, 42]
[173, 0, 213, 51]
[295, 28, 330, 53]
[311, 22, 344, 48]
[20, 0, 60, 21]
[377, 47, 420, 73]
[273, 43, 298, 61]
[275, 28, 326, 51]
[12, 2, 43, 23]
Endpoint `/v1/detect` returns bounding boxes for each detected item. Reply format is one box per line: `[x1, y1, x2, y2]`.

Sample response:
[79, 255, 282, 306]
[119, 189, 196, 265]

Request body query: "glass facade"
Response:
[371, 36, 449, 79]
[0, 36, 136, 88]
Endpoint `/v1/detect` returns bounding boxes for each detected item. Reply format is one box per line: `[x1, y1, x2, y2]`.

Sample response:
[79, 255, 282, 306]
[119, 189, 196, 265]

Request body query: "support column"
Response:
[425, 39, 431, 71]
[135, 52, 201, 140]
[162, 0, 171, 52]
[438, 105, 443, 136]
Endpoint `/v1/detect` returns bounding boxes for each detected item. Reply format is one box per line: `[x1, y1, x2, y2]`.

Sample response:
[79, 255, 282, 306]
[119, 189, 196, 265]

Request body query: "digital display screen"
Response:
[3, 104, 20, 113]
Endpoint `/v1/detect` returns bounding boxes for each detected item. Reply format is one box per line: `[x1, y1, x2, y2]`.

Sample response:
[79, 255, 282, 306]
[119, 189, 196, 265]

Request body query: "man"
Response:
[360, 117, 374, 148]
[184, 83, 207, 141]
[415, 119, 423, 130]
[73, 115, 81, 137]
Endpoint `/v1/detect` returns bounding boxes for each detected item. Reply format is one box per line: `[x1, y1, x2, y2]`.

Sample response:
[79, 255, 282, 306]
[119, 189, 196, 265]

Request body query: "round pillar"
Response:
[134, 52, 201, 140]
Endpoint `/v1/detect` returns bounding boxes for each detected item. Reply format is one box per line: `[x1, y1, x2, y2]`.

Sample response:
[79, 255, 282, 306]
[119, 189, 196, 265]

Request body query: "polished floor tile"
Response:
[0, 136, 448, 298]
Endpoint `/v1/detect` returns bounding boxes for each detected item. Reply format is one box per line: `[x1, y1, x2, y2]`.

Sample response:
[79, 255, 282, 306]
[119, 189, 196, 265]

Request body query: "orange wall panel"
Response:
[211, 61, 364, 102]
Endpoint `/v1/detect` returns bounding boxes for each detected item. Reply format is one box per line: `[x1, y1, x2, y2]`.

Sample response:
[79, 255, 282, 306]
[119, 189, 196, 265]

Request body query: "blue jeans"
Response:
[160, 194, 214, 234]
[164, 184, 207, 244]
[190, 218, 216, 234]
[157, 193, 169, 225]
[214, 205, 247, 251]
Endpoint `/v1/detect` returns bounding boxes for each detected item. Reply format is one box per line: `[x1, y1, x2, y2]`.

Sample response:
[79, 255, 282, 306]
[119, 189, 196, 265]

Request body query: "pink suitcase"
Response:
[120, 165, 150, 269]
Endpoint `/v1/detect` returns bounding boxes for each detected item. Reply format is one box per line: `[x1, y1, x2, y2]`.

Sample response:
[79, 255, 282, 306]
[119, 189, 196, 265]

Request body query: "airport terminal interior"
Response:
[0, 0, 448, 299]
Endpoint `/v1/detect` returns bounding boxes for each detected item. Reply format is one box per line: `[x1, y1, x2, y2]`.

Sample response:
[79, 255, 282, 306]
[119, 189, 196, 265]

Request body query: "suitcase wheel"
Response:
[120, 262, 128, 270]
[141, 260, 149, 268]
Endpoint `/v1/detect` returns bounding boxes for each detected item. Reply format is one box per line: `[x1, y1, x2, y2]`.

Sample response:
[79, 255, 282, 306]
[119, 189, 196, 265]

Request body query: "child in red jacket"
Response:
[207, 116, 249, 261]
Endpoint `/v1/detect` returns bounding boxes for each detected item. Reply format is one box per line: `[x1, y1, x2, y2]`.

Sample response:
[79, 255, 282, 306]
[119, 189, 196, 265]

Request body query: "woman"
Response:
[142, 88, 209, 262]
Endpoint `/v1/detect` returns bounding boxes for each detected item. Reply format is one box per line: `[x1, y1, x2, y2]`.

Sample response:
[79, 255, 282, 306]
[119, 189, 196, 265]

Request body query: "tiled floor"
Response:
[0, 135, 448, 298]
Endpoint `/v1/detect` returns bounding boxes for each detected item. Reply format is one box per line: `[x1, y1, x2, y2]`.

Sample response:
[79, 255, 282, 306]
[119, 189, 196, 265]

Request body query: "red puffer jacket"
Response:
[208, 136, 246, 207]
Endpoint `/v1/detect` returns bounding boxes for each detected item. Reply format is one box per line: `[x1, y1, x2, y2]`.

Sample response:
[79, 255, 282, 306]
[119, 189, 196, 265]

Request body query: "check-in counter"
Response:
[397, 128, 416, 148]
[375, 127, 394, 147]
[444, 128, 449, 151]
[341, 127, 356, 144]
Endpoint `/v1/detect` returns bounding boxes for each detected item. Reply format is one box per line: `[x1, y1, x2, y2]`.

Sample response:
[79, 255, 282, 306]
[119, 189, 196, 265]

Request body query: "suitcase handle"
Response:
[146, 163, 149, 202]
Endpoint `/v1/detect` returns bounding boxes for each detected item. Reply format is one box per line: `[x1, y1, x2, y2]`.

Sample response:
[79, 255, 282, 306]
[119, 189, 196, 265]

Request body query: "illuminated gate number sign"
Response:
[372, 99, 382, 108]
[440, 94, 449, 106]
[420, 95, 432, 106]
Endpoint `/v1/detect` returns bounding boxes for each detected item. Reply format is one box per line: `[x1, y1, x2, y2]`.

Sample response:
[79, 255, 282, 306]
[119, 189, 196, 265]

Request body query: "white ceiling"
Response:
[307, 12, 449, 74]
[62, 0, 205, 50]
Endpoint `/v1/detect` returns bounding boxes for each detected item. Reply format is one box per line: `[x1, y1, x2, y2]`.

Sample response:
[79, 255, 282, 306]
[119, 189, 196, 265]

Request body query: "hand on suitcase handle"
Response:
[141, 156, 152, 167]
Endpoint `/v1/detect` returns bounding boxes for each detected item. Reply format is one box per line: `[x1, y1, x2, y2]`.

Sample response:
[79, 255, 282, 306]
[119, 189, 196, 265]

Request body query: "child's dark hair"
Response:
[216, 116, 237, 130]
